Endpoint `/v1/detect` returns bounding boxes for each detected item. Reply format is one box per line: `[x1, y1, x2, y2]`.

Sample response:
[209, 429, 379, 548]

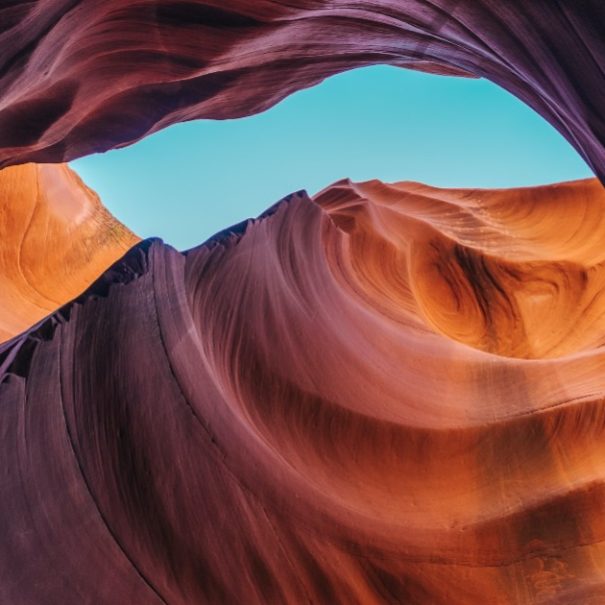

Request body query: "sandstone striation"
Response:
[2, 2, 605, 603]
[3, 179, 605, 603]
[0, 163, 138, 342]
[0, 1, 603, 182]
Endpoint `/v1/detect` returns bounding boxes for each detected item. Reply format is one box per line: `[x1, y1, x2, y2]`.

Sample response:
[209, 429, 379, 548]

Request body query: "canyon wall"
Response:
[0, 163, 137, 342]
[2, 2, 605, 603]
[0, 2, 604, 182]
[3, 180, 605, 603]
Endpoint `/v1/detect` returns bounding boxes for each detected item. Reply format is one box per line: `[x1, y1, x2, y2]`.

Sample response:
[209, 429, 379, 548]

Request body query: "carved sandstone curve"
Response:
[0, 1, 604, 183]
[3, 180, 605, 603]
[0, 163, 138, 343]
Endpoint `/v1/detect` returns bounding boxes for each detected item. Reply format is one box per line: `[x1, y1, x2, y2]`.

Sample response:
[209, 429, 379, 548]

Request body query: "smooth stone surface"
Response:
[3, 179, 605, 603]
[0, 2, 603, 182]
[0, 163, 138, 343]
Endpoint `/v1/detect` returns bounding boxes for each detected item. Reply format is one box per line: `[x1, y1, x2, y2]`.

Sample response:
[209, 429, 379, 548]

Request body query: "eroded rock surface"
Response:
[0, 163, 138, 342]
[0, 1, 604, 181]
[3, 180, 605, 603]
[2, 2, 605, 602]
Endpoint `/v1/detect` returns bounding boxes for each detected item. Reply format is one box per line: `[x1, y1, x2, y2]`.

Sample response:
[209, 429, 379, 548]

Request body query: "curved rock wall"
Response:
[0, 163, 138, 343]
[0, 1, 604, 180]
[2, 2, 605, 603]
[3, 181, 605, 603]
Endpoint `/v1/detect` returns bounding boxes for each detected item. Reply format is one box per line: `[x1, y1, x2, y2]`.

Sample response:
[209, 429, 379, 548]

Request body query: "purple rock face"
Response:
[0, 2, 604, 179]
[4, 181, 605, 603]
[3, 3, 605, 604]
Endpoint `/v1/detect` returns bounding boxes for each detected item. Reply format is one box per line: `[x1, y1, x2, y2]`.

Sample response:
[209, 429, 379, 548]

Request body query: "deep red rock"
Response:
[0, 2, 604, 181]
[2, 3, 605, 603]
[4, 180, 605, 603]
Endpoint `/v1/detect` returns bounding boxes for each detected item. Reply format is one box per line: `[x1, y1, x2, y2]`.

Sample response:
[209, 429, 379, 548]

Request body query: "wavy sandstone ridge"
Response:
[0, 2, 604, 182]
[0, 163, 138, 342]
[3, 179, 605, 604]
[318, 178, 605, 359]
[2, 2, 605, 603]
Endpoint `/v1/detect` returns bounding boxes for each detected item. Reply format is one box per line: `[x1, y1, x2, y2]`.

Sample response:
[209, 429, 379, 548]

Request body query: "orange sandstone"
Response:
[0, 163, 138, 342]
[3, 177, 605, 602]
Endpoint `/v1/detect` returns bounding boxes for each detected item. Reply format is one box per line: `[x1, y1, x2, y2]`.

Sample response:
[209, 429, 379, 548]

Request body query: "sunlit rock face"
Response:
[0, 163, 138, 343]
[2, 1, 605, 604]
[3, 179, 605, 603]
[0, 2, 604, 180]
[319, 178, 605, 360]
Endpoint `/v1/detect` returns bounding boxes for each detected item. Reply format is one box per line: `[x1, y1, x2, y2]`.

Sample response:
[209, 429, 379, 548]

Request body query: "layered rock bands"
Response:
[3, 179, 605, 603]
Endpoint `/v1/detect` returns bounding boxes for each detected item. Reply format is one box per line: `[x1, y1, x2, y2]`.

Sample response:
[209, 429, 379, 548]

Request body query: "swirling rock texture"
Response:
[0, 162, 138, 343]
[0, 1, 604, 180]
[3, 178, 605, 604]
[2, 1, 605, 604]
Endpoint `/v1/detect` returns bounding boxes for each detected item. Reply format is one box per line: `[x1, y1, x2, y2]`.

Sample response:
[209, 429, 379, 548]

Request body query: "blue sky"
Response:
[71, 65, 592, 250]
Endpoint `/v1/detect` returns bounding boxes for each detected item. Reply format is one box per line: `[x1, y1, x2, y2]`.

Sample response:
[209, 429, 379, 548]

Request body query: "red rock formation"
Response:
[2, 2, 605, 603]
[318, 178, 605, 360]
[3, 178, 605, 603]
[0, 163, 138, 343]
[0, 1, 604, 181]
